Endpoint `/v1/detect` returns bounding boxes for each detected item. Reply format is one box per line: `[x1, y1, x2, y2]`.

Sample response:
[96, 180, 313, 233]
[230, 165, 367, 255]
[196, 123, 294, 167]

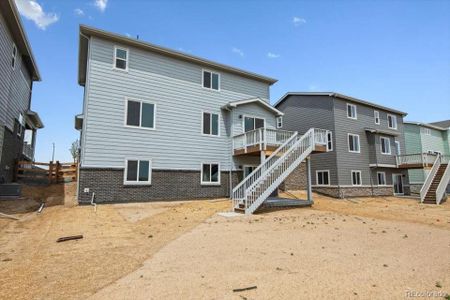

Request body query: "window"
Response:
[316, 170, 330, 186]
[395, 141, 401, 155]
[380, 137, 391, 155]
[276, 116, 283, 129]
[422, 127, 431, 135]
[124, 159, 151, 185]
[125, 99, 155, 129]
[244, 116, 264, 132]
[202, 70, 220, 90]
[374, 111, 380, 125]
[351, 171, 362, 186]
[326, 131, 333, 151]
[377, 172, 386, 186]
[348, 134, 360, 153]
[114, 46, 128, 70]
[347, 103, 357, 119]
[202, 112, 219, 136]
[12, 43, 17, 69]
[201, 163, 220, 185]
[387, 114, 397, 129]
[243, 165, 257, 178]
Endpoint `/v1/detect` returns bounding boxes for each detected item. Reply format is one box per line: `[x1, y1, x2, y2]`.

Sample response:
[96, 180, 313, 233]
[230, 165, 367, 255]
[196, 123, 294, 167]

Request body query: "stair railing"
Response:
[420, 153, 441, 203]
[435, 155, 450, 205]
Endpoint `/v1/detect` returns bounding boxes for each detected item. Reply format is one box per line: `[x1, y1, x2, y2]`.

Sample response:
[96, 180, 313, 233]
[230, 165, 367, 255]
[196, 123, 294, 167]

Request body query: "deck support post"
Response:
[260, 150, 266, 164]
[306, 157, 313, 203]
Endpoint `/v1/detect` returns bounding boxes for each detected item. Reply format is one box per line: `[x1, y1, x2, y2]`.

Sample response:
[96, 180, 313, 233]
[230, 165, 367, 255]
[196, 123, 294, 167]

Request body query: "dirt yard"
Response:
[1, 190, 449, 299]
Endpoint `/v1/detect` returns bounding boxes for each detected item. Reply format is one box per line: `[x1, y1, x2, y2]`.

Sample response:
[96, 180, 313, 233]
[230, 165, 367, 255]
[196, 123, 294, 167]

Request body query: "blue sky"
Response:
[16, 0, 450, 162]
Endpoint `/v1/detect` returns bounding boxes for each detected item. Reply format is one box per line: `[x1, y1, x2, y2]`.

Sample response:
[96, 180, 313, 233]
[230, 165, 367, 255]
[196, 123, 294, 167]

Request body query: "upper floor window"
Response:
[422, 127, 431, 135]
[327, 131, 333, 151]
[12, 43, 17, 69]
[374, 111, 380, 125]
[380, 137, 391, 155]
[203, 70, 220, 90]
[316, 170, 330, 186]
[276, 116, 283, 129]
[114, 46, 128, 70]
[347, 103, 357, 119]
[202, 112, 219, 136]
[387, 114, 397, 129]
[201, 162, 220, 185]
[244, 116, 264, 132]
[125, 99, 155, 129]
[351, 170, 362, 186]
[395, 141, 401, 155]
[348, 133, 360, 153]
[124, 159, 151, 185]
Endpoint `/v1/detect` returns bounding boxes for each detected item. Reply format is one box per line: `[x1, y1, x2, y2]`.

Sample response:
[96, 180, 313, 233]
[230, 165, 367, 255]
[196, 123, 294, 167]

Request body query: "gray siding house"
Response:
[0, 0, 43, 184]
[76, 26, 288, 203]
[275, 92, 410, 198]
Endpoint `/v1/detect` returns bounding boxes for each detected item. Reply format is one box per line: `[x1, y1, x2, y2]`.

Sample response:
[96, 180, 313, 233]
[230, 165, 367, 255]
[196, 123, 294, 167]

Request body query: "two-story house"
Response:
[404, 120, 450, 195]
[275, 92, 410, 198]
[76, 25, 326, 207]
[0, 0, 44, 184]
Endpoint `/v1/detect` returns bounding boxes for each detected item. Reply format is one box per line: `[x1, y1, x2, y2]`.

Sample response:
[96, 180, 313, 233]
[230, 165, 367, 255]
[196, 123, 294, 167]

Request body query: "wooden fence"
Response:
[15, 161, 78, 184]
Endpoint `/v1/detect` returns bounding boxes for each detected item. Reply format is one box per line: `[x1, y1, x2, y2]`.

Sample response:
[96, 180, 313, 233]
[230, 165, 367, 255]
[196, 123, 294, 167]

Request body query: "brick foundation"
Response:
[409, 184, 422, 195]
[313, 186, 395, 198]
[78, 168, 241, 204]
[280, 162, 307, 191]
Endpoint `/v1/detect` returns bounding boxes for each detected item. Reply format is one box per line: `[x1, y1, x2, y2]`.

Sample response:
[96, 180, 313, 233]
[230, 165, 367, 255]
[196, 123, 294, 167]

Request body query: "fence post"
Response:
[48, 161, 53, 183]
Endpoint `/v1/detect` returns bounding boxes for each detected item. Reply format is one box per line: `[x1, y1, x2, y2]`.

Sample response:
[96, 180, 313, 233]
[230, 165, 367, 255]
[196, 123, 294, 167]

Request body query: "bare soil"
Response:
[1, 190, 449, 299]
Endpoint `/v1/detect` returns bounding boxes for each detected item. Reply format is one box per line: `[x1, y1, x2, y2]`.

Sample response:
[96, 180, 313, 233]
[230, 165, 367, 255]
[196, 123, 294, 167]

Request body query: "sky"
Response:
[14, 0, 450, 162]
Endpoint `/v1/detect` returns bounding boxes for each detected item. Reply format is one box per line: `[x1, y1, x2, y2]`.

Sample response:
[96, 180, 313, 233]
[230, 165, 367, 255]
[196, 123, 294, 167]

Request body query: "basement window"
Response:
[316, 170, 330, 186]
[351, 170, 362, 186]
[201, 163, 220, 185]
[124, 159, 151, 185]
[377, 172, 386, 186]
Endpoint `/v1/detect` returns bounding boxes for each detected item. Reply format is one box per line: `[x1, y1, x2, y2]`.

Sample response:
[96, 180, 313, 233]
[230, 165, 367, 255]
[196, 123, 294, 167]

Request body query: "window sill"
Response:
[347, 116, 357, 120]
[201, 182, 221, 186]
[112, 67, 129, 73]
[201, 86, 221, 93]
[124, 125, 156, 131]
[349, 150, 361, 153]
[123, 182, 152, 186]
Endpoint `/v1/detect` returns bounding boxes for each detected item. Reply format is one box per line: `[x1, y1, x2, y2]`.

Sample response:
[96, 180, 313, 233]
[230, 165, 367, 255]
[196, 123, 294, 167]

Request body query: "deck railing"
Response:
[232, 128, 295, 153]
[395, 153, 437, 167]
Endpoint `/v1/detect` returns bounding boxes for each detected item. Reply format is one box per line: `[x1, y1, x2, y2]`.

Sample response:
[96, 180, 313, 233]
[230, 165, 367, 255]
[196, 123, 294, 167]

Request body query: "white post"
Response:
[306, 157, 312, 202]
[260, 150, 266, 164]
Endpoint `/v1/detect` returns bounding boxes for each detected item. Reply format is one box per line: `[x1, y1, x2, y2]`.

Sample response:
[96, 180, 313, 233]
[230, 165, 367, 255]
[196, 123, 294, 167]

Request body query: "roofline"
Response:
[274, 92, 408, 116]
[78, 25, 277, 85]
[3, 0, 41, 81]
[222, 97, 284, 116]
[403, 121, 447, 131]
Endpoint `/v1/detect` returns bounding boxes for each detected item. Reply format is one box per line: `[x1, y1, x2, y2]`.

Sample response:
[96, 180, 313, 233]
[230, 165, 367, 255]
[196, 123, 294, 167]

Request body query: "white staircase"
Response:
[420, 154, 450, 205]
[232, 128, 329, 214]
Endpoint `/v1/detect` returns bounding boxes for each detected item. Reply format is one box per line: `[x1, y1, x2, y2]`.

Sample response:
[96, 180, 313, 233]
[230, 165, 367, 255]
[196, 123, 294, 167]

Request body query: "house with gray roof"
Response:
[75, 25, 329, 211]
[0, 0, 44, 185]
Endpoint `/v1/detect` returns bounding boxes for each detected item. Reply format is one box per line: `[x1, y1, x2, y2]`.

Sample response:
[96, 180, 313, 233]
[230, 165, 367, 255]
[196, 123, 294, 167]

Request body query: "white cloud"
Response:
[308, 84, 320, 91]
[267, 52, 280, 59]
[74, 8, 84, 16]
[293, 16, 306, 26]
[15, 0, 59, 30]
[231, 47, 244, 57]
[94, 0, 108, 12]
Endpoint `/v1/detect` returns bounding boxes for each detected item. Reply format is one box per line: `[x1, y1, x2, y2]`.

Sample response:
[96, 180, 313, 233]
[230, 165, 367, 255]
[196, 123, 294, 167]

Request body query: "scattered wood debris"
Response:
[233, 286, 257, 292]
[37, 203, 45, 214]
[56, 235, 83, 243]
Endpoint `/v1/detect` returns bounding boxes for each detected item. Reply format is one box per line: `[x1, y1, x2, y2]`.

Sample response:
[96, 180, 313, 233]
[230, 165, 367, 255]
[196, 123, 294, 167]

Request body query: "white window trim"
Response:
[395, 141, 401, 155]
[276, 116, 283, 129]
[201, 111, 220, 137]
[316, 170, 330, 186]
[123, 158, 152, 185]
[374, 110, 380, 125]
[326, 131, 333, 151]
[380, 136, 391, 155]
[113, 46, 129, 72]
[12, 43, 17, 70]
[346, 103, 357, 120]
[200, 162, 221, 185]
[387, 114, 397, 130]
[348, 133, 360, 153]
[377, 171, 387, 186]
[351, 170, 362, 186]
[124, 97, 156, 130]
[242, 115, 266, 133]
[422, 127, 431, 135]
[201, 69, 221, 91]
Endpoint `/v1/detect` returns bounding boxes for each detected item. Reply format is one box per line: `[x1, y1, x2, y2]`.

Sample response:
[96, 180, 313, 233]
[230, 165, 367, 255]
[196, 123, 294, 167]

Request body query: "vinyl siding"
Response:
[81, 37, 274, 171]
[275, 95, 338, 185]
[0, 11, 31, 131]
[333, 97, 405, 186]
[420, 127, 447, 154]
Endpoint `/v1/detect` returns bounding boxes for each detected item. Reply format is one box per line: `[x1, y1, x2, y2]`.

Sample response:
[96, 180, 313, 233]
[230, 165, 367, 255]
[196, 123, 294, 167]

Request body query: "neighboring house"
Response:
[75, 25, 293, 204]
[404, 120, 450, 194]
[0, 0, 44, 184]
[275, 92, 410, 198]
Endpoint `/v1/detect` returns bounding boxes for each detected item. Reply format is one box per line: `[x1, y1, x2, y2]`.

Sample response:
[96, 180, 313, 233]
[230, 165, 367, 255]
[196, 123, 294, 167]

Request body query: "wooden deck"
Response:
[397, 163, 433, 169]
[233, 143, 327, 157]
